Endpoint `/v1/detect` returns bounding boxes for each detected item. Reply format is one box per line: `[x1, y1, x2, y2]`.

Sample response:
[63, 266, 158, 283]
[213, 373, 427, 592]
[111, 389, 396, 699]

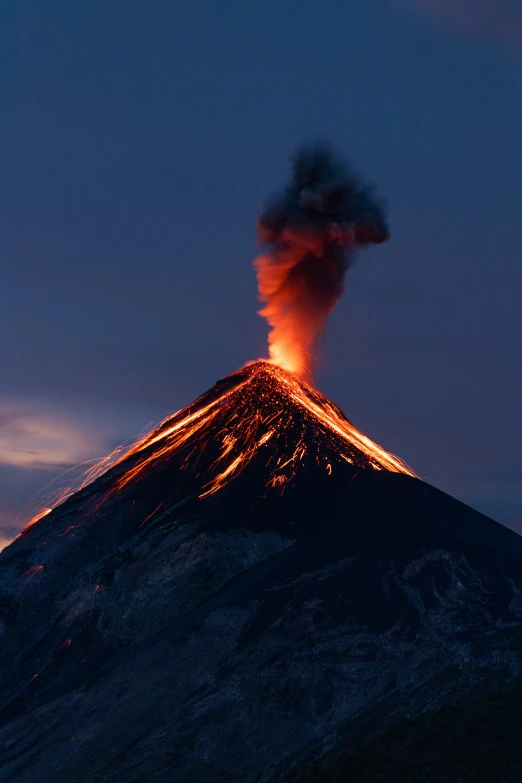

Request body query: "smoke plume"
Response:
[254, 144, 390, 380]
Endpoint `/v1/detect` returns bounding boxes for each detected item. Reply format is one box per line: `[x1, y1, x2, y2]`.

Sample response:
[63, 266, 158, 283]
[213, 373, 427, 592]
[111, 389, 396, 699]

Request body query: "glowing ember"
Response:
[16, 363, 414, 538]
[107, 361, 414, 502]
[23, 507, 52, 533]
[17, 564, 44, 583]
[18, 363, 414, 533]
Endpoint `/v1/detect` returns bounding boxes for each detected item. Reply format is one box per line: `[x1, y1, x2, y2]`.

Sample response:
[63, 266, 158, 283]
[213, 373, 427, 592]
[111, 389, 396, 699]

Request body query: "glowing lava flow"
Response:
[18, 363, 415, 535]
[108, 361, 415, 500]
[23, 507, 53, 532]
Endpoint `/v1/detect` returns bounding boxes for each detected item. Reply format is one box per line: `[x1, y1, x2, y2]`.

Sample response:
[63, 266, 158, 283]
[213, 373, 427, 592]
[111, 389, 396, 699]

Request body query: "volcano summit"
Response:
[1, 363, 522, 782]
[108, 360, 413, 504]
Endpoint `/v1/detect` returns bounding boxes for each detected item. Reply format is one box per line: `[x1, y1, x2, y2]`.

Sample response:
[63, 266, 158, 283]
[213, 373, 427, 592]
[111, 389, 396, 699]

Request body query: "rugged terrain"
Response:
[0, 362, 521, 782]
[289, 678, 522, 782]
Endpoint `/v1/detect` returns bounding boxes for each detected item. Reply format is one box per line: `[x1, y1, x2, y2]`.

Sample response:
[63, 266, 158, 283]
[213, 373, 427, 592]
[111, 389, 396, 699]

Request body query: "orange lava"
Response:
[23, 507, 52, 533]
[110, 361, 415, 500]
[20, 365, 415, 532]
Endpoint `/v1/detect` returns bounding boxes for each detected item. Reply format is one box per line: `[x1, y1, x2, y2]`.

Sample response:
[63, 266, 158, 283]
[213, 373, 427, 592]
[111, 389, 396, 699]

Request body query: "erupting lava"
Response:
[107, 361, 414, 503]
[19, 362, 414, 533]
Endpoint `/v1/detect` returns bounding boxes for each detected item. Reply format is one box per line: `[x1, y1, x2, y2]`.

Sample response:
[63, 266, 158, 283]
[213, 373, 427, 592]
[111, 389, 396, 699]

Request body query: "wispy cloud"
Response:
[0, 398, 157, 538]
[0, 404, 103, 544]
[0, 404, 95, 469]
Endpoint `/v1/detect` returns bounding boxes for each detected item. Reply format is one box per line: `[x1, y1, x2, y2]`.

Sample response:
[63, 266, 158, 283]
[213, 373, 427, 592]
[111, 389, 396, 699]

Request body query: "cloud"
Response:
[0, 406, 94, 540]
[403, 0, 522, 48]
[0, 404, 94, 469]
[0, 398, 157, 536]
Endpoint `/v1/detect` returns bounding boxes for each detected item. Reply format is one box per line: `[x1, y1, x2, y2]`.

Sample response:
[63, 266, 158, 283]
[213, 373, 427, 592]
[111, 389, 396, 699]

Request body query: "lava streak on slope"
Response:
[108, 361, 414, 502]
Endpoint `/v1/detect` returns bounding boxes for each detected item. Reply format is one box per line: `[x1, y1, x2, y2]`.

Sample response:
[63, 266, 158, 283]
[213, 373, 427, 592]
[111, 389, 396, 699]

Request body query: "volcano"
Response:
[107, 360, 414, 502]
[1, 363, 522, 783]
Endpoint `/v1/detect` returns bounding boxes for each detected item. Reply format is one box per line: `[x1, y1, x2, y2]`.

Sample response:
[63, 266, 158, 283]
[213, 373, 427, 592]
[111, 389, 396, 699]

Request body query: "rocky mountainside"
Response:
[0, 362, 521, 782]
[288, 677, 522, 782]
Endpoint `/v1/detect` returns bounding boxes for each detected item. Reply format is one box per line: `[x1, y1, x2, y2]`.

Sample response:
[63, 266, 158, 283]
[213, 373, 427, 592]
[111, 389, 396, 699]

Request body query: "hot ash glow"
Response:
[255, 145, 389, 381]
[109, 362, 414, 502]
[254, 228, 348, 379]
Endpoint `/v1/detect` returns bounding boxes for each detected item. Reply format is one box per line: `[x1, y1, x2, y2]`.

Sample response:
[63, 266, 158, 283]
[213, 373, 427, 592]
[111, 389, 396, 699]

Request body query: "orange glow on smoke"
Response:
[254, 226, 355, 381]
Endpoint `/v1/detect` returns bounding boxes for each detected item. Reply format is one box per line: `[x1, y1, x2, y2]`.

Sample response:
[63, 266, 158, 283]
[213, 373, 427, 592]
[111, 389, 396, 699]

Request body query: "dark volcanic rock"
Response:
[287, 678, 522, 782]
[0, 363, 521, 782]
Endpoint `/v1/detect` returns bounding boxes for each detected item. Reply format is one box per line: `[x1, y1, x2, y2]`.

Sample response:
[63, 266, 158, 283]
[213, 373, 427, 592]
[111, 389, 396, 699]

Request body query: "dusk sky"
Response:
[1, 0, 521, 547]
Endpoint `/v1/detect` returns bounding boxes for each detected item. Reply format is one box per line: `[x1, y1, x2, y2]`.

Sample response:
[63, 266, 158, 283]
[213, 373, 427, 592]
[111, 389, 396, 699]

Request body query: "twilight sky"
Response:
[1, 0, 521, 546]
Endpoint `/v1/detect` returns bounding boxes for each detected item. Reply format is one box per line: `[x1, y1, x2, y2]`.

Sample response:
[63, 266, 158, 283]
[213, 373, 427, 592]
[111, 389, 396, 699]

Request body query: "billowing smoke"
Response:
[254, 144, 389, 381]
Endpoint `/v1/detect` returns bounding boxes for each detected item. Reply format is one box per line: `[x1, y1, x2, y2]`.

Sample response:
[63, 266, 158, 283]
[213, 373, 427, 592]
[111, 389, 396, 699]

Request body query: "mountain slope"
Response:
[0, 363, 521, 782]
[287, 678, 522, 782]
